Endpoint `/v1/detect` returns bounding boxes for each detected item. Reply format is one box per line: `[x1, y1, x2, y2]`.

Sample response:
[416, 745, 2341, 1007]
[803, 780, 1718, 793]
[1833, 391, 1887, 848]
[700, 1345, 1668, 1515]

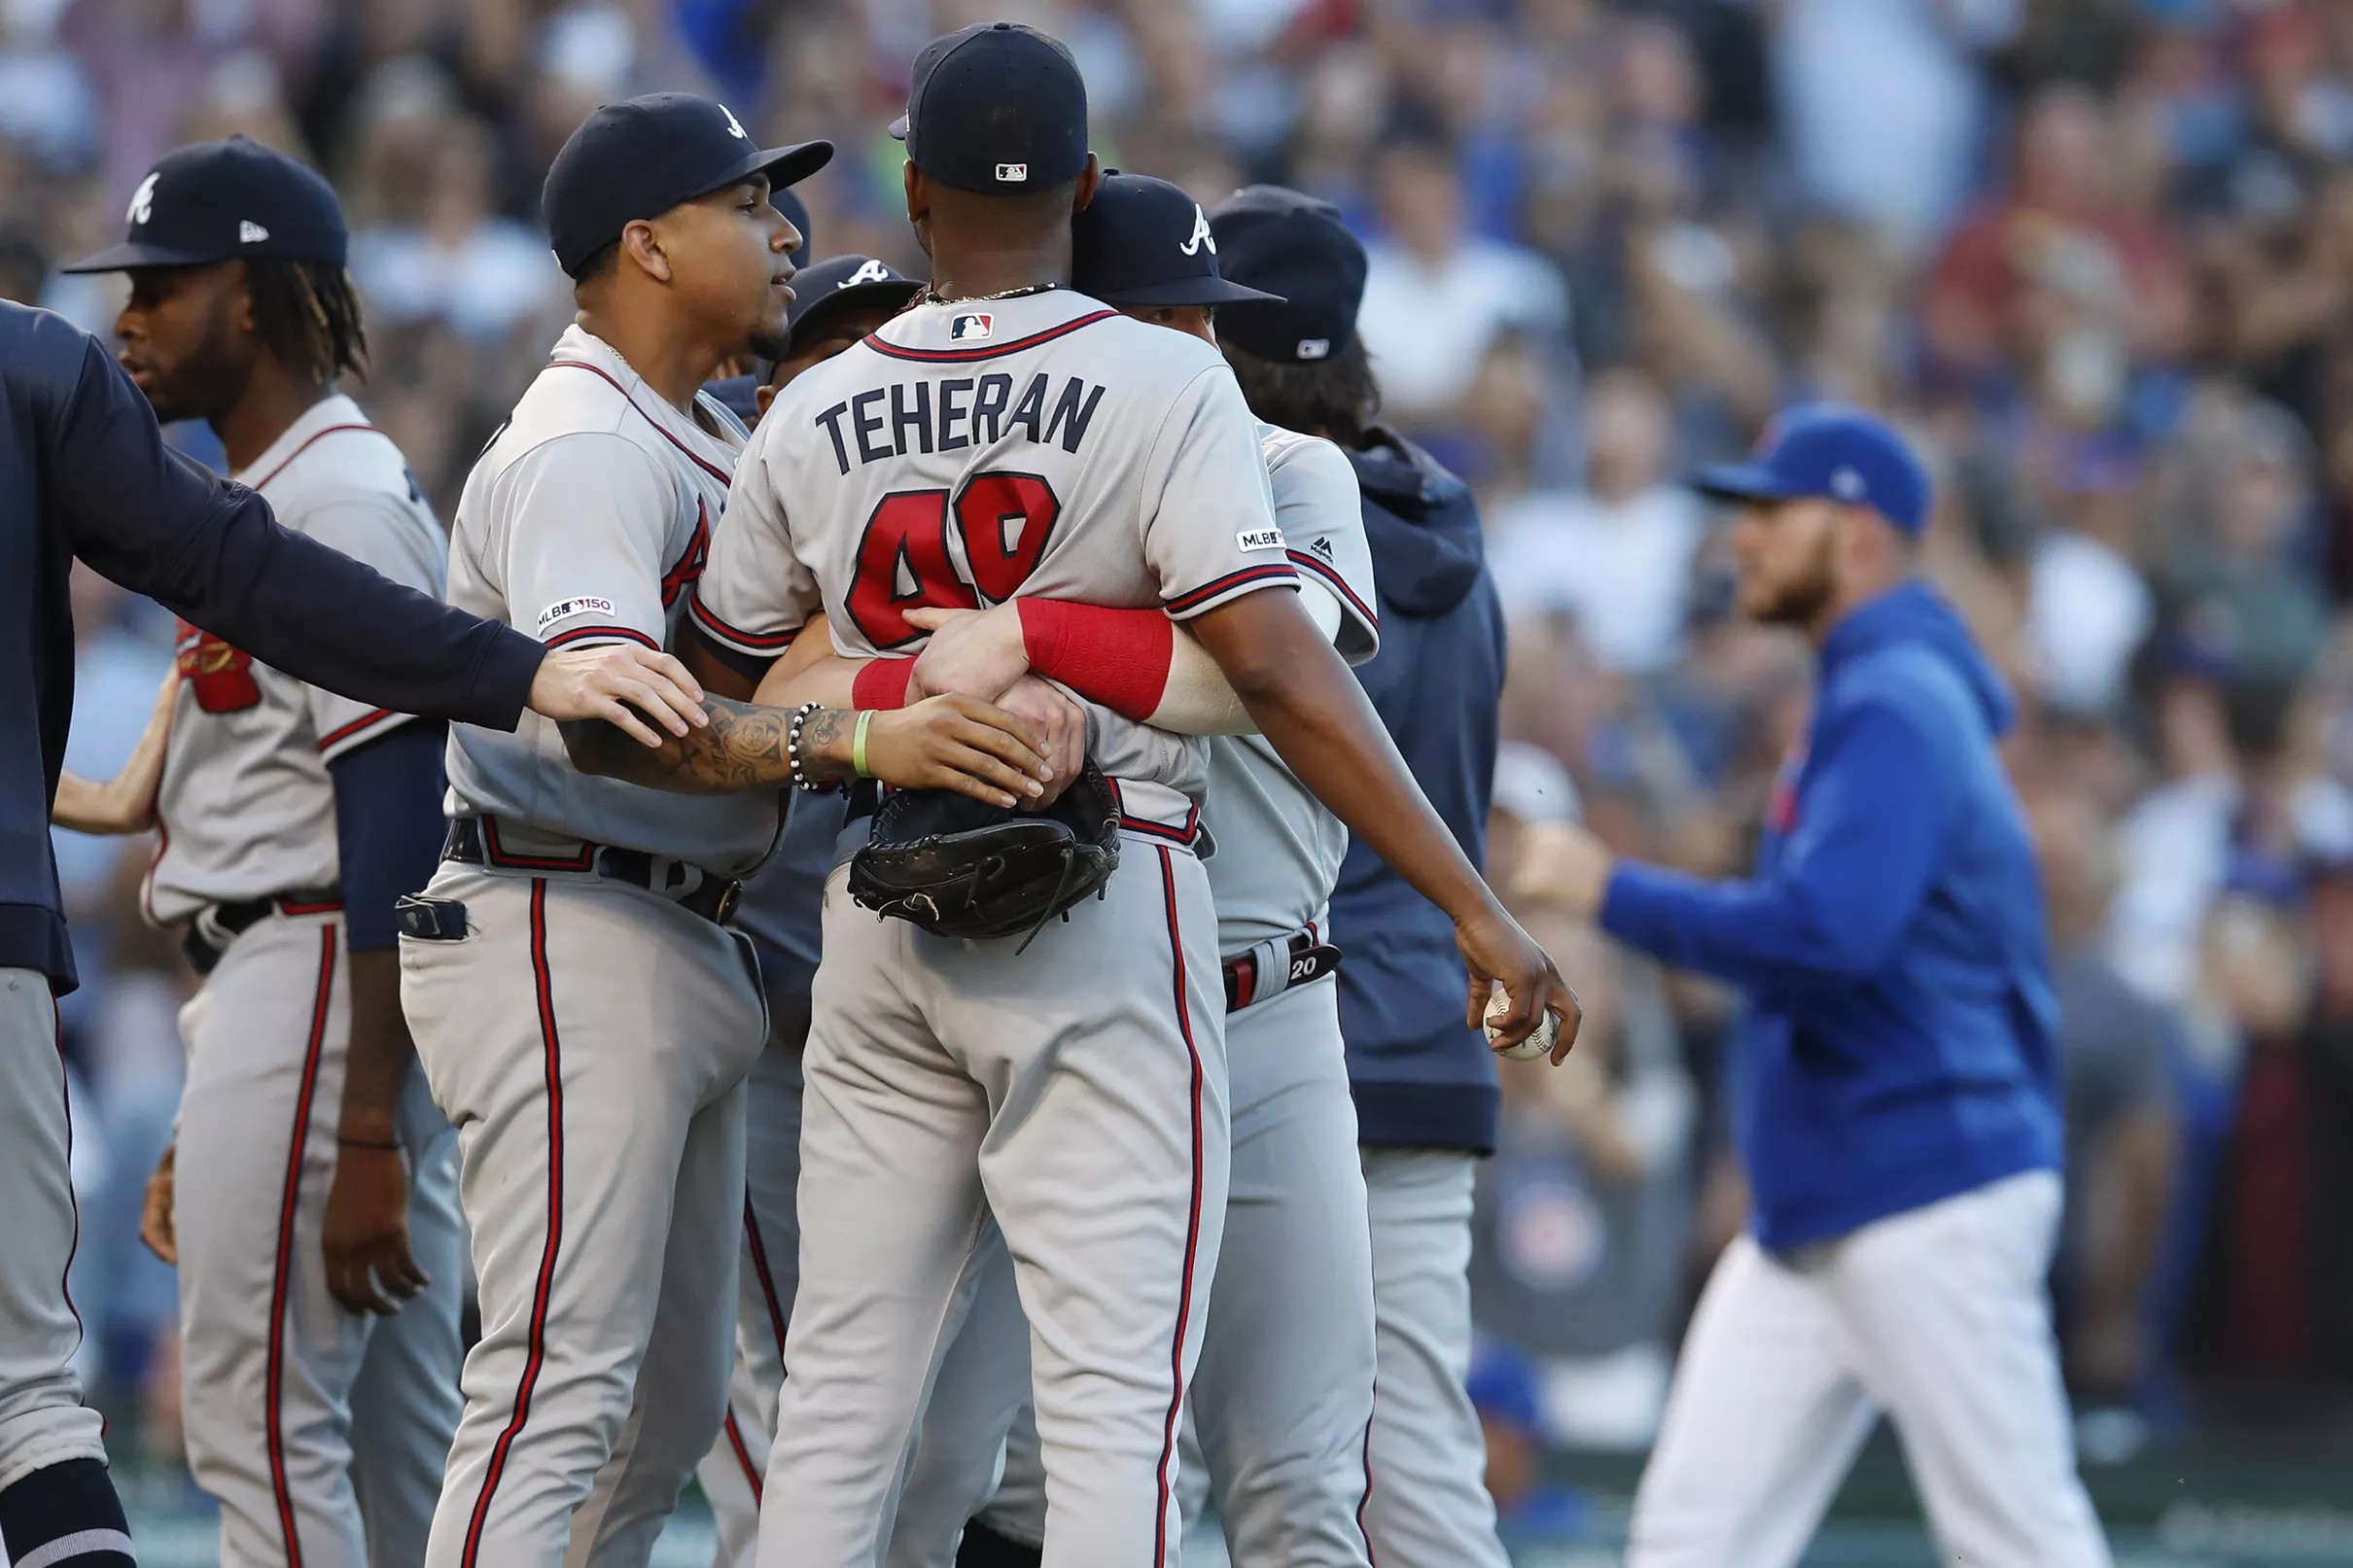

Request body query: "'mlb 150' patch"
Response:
[1237, 527, 1286, 552]
[537, 595, 616, 632]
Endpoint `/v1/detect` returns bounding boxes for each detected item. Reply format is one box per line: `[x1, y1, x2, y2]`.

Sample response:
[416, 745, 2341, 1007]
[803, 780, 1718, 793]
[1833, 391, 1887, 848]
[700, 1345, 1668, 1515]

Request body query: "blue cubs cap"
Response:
[1071, 173, 1283, 308]
[543, 92, 831, 278]
[891, 22, 1089, 195]
[1690, 404, 1932, 535]
[64, 137, 347, 272]
[1209, 184, 1367, 364]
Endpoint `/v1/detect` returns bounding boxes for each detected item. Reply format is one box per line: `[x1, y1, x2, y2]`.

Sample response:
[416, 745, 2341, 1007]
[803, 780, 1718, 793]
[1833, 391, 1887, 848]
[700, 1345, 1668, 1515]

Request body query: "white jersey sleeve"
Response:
[1143, 366, 1295, 620]
[494, 434, 679, 654]
[692, 444, 824, 663]
[1262, 429, 1379, 666]
[300, 490, 449, 761]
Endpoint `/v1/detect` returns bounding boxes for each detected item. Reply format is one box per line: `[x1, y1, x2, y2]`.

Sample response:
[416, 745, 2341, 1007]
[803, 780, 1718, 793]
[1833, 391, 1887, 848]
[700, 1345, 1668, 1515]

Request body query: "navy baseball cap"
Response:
[1209, 185, 1367, 364]
[543, 93, 832, 278]
[1071, 173, 1282, 308]
[890, 22, 1088, 194]
[785, 254, 924, 352]
[63, 137, 347, 273]
[1690, 404, 1932, 535]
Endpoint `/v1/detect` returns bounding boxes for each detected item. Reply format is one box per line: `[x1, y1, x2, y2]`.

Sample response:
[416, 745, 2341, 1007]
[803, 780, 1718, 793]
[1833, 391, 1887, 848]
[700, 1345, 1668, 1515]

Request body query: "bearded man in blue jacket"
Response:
[1519, 406, 2113, 1568]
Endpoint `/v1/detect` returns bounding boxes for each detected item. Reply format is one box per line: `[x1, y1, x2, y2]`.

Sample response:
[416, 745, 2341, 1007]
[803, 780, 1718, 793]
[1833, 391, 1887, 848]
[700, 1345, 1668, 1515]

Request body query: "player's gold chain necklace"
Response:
[921, 283, 1061, 304]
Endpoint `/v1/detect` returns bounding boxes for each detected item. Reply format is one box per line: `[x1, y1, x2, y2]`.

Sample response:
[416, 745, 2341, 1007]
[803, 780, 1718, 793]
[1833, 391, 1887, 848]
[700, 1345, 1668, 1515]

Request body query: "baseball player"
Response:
[1516, 408, 2111, 1567]
[3, 267, 700, 1568]
[691, 249, 926, 1568]
[1208, 189, 1520, 1568]
[666, 24, 1571, 1567]
[886, 174, 1387, 1568]
[404, 94, 1052, 1568]
[59, 136, 468, 1566]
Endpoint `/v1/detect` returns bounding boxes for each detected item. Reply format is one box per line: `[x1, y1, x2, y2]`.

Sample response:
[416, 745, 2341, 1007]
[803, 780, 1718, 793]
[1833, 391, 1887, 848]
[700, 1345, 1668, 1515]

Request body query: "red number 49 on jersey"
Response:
[846, 470, 1060, 648]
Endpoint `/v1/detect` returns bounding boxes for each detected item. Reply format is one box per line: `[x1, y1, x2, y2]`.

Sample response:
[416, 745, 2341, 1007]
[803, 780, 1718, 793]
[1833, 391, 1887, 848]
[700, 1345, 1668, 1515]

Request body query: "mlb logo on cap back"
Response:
[997, 163, 1028, 183]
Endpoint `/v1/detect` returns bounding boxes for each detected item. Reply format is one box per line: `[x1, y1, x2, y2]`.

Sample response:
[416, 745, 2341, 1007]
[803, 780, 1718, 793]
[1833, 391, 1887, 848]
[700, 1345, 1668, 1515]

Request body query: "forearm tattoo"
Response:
[561, 696, 853, 794]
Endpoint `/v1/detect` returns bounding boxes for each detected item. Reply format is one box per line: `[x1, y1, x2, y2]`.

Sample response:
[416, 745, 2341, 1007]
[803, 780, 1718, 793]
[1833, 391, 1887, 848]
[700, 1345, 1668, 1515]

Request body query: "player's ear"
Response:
[1071, 155, 1102, 212]
[232, 261, 256, 336]
[755, 382, 778, 418]
[620, 219, 673, 285]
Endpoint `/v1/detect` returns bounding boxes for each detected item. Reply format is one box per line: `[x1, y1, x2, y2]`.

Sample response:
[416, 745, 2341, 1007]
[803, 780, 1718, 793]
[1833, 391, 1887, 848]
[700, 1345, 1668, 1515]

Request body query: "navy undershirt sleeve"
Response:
[327, 719, 448, 952]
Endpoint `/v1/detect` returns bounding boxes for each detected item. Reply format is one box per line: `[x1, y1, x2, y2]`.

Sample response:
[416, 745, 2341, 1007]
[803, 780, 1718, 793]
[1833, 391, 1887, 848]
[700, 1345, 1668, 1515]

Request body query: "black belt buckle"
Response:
[395, 893, 468, 942]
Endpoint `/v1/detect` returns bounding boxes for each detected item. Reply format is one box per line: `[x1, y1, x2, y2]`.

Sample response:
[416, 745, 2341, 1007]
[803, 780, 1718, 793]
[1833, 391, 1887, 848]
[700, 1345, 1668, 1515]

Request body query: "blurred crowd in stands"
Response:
[23, 0, 2353, 1507]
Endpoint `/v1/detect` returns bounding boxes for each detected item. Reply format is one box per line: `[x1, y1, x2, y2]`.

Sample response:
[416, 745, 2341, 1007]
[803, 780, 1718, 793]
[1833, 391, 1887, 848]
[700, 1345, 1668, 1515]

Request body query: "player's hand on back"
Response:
[1457, 902, 1583, 1065]
[991, 676, 1087, 806]
[904, 603, 1030, 702]
[323, 1145, 429, 1315]
[851, 695, 1055, 810]
[139, 1143, 177, 1265]
[529, 644, 712, 748]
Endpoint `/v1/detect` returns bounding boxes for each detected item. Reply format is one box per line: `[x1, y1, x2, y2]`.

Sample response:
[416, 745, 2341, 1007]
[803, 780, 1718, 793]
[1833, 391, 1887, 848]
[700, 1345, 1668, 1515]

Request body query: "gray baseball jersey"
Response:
[143, 397, 444, 924]
[696, 290, 1296, 831]
[440, 325, 776, 875]
[1205, 424, 1380, 949]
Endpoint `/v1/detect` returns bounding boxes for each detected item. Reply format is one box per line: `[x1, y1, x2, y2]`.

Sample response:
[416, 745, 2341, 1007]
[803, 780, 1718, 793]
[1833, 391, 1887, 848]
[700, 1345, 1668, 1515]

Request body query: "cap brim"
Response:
[57, 241, 222, 274]
[1689, 460, 1802, 505]
[888, 115, 910, 141]
[695, 138, 836, 202]
[1089, 275, 1287, 308]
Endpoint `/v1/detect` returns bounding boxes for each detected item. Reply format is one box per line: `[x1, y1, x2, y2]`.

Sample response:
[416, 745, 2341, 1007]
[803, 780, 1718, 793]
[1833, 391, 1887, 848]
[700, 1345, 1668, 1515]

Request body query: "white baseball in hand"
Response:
[1486, 981, 1561, 1062]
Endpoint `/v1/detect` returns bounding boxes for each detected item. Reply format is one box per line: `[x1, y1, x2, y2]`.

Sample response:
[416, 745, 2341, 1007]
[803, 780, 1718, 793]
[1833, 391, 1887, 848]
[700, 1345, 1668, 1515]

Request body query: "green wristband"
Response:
[853, 709, 875, 779]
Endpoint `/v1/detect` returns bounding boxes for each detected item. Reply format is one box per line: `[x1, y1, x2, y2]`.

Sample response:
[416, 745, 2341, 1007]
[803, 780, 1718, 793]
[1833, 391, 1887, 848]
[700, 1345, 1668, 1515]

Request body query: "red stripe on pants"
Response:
[263, 926, 337, 1567]
[463, 879, 568, 1565]
[1150, 848, 1207, 1567]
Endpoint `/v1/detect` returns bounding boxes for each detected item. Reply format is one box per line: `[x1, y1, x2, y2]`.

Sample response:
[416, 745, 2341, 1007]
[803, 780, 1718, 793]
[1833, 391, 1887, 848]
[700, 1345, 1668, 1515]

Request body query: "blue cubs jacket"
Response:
[1601, 581, 2062, 1249]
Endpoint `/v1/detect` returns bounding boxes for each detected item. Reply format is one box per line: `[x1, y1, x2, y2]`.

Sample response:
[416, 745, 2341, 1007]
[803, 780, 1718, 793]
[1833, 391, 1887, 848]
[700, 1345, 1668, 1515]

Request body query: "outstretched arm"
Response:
[1188, 586, 1580, 1059]
[51, 668, 178, 834]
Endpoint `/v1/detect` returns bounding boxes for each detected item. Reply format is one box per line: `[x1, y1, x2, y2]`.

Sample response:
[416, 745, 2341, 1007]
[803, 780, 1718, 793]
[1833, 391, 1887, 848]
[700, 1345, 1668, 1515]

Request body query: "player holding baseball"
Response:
[1517, 407, 2113, 1567]
[402, 94, 1052, 1568]
[613, 23, 1571, 1568]
[59, 136, 467, 1566]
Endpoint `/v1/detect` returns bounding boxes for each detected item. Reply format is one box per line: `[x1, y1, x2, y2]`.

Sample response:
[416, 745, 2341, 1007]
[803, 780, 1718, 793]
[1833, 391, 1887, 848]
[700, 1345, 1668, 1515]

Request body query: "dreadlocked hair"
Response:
[246, 259, 369, 385]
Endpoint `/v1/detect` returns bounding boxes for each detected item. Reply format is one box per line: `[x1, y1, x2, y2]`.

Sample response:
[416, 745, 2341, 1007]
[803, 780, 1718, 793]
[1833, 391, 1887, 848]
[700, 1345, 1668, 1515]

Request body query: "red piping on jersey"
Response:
[1287, 548, 1380, 631]
[689, 591, 798, 650]
[480, 817, 597, 872]
[543, 624, 659, 652]
[264, 926, 337, 1568]
[859, 308, 1118, 364]
[275, 895, 344, 918]
[660, 498, 712, 609]
[464, 879, 565, 1567]
[248, 423, 382, 492]
[1150, 846, 1207, 1568]
[722, 1409, 762, 1501]
[743, 1193, 790, 1366]
[1163, 563, 1299, 617]
[1105, 778, 1205, 848]
[315, 707, 398, 753]
[544, 360, 733, 486]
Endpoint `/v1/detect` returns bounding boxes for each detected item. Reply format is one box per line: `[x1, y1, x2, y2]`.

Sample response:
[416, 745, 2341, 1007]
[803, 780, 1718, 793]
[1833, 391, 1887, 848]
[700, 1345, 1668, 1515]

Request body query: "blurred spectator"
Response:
[2026, 778, 2183, 1407]
[1487, 366, 1706, 677]
[1465, 1343, 1595, 1550]
[2162, 401, 2330, 690]
[1355, 131, 1567, 433]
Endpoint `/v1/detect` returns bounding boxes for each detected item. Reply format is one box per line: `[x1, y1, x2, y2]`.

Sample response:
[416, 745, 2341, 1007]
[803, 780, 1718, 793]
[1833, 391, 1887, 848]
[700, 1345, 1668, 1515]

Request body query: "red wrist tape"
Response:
[1017, 599, 1173, 721]
[852, 658, 916, 710]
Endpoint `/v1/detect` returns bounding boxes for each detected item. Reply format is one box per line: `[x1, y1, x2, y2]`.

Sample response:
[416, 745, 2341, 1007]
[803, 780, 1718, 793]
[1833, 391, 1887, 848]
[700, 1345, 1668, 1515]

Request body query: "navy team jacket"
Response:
[1332, 427, 1506, 1154]
[1601, 581, 2064, 1249]
[3, 301, 544, 993]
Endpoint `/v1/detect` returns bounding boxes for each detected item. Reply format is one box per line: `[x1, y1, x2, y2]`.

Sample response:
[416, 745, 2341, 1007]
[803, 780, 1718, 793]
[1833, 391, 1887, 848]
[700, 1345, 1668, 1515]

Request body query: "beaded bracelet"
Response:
[785, 702, 825, 791]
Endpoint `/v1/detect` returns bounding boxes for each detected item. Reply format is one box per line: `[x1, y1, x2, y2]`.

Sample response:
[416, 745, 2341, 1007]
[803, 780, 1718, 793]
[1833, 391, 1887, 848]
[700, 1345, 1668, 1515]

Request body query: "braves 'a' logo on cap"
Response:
[127, 172, 158, 227]
[720, 103, 749, 140]
[843, 259, 895, 288]
[1179, 204, 1215, 257]
[239, 221, 269, 245]
[950, 312, 994, 341]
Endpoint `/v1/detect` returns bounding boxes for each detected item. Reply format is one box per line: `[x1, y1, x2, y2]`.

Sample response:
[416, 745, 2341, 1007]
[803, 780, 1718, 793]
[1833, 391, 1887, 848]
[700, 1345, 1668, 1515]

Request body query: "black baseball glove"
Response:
[848, 762, 1120, 947]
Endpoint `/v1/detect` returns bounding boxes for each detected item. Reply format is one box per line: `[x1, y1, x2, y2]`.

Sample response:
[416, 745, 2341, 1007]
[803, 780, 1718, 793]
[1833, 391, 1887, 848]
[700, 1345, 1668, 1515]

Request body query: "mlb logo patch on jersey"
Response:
[1237, 527, 1286, 552]
[950, 313, 995, 342]
[536, 595, 617, 633]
